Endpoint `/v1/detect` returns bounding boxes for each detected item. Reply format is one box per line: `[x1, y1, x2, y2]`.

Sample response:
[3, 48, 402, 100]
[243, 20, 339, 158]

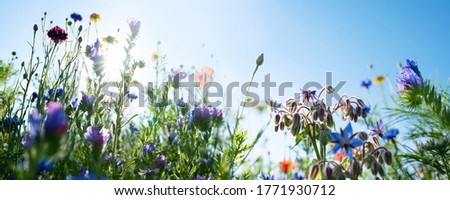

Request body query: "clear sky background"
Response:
[1, 0, 449, 166]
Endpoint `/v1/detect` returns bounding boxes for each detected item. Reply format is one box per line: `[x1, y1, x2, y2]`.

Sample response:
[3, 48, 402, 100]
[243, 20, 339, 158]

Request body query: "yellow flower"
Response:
[373, 75, 385, 84]
[151, 52, 159, 62]
[102, 36, 118, 45]
[90, 13, 101, 22]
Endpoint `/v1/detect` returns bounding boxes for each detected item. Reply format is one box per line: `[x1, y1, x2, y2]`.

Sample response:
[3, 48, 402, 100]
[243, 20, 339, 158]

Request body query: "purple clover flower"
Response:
[84, 126, 110, 146]
[330, 123, 364, 163]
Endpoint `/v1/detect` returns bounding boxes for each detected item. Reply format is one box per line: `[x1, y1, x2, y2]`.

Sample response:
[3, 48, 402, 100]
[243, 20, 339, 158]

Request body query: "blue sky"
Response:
[1, 0, 449, 165]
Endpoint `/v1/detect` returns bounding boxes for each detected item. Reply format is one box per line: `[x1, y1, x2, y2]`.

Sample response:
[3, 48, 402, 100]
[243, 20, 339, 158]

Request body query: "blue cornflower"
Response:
[330, 123, 364, 163]
[363, 105, 371, 115]
[383, 128, 399, 141]
[406, 59, 422, 79]
[293, 171, 305, 180]
[36, 159, 53, 176]
[127, 93, 138, 102]
[259, 172, 275, 180]
[143, 142, 155, 156]
[45, 88, 63, 100]
[1, 115, 22, 127]
[370, 120, 384, 137]
[70, 13, 83, 22]
[167, 162, 173, 170]
[361, 79, 372, 89]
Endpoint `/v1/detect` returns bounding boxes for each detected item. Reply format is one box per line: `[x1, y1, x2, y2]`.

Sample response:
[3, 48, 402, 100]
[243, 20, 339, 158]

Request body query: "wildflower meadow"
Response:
[0, 8, 449, 181]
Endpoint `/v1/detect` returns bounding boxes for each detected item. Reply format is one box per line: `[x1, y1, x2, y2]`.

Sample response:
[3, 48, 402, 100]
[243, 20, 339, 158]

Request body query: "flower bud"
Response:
[256, 53, 264, 66]
[308, 164, 319, 180]
[357, 131, 368, 141]
[78, 25, 83, 32]
[274, 114, 281, 125]
[78, 37, 83, 43]
[279, 121, 285, 131]
[324, 165, 333, 180]
[383, 150, 393, 165]
[33, 24, 39, 31]
[377, 162, 385, 177]
[371, 161, 378, 175]
[274, 125, 279, 132]
[338, 173, 346, 180]
[350, 159, 361, 177]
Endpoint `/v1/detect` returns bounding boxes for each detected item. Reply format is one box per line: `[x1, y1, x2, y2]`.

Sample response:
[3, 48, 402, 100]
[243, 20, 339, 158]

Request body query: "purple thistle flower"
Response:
[397, 59, 423, 92]
[44, 102, 68, 137]
[369, 120, 384, 137]
[361, 79, 372, 89]
[155, 155, 166, 167]
[70, 13, 82, 22]
[84, 126, 110, 145]
[383, 128, 399, 141]
[330, 123, 364, 163]
[47, 26, 68, 43]
[143, 142, 155, 156]
[80, 94, 94, 110]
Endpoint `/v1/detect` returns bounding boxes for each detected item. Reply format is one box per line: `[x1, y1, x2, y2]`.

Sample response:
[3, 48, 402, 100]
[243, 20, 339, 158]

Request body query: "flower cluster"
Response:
[188, 105, 223, 132]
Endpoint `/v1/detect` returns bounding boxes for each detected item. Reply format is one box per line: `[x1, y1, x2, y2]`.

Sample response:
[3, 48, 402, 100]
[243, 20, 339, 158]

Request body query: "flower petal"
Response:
[345, 147, 353, 162]
[330, 132, 342, 143]
[331, 144, 342, 154]
[349, 138, 364, 148]
[343, 123, 353, 139]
